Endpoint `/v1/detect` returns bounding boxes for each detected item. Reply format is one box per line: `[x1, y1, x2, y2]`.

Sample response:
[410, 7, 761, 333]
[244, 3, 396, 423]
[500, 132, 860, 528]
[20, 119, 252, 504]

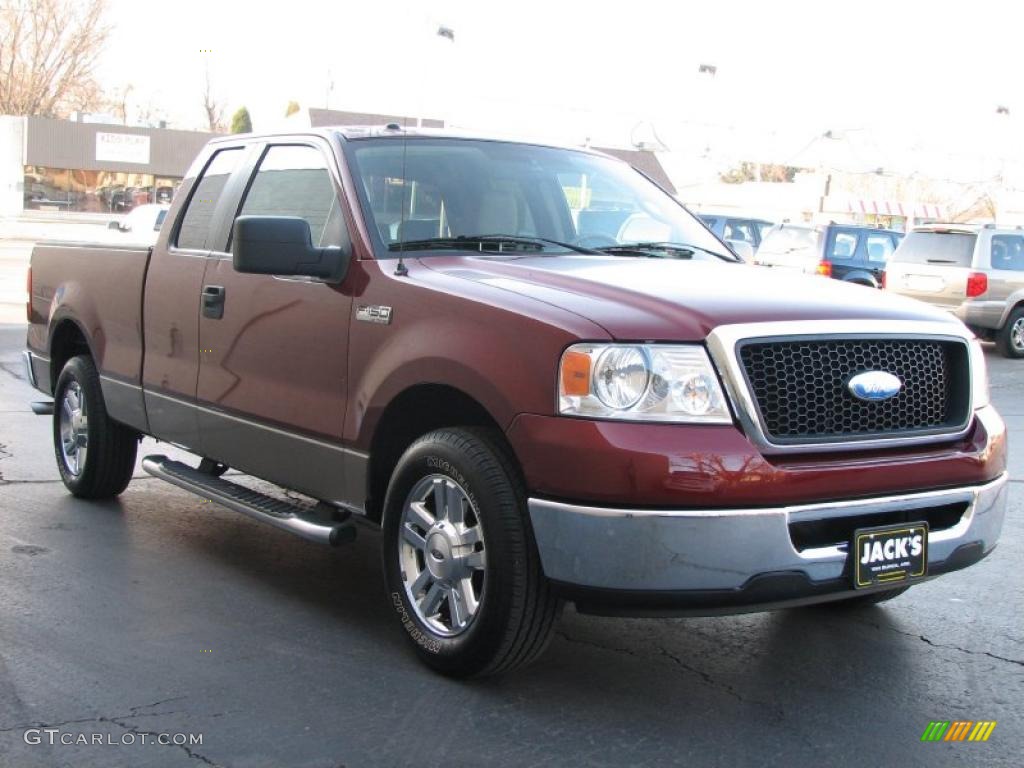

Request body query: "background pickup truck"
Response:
[24, 127, 1008, 677]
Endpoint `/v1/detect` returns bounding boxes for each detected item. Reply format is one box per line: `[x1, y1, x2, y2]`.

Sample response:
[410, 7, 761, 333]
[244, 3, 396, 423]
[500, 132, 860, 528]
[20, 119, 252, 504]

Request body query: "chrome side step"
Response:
[30, 401, 54, 415]
[141, 455, 355, 546]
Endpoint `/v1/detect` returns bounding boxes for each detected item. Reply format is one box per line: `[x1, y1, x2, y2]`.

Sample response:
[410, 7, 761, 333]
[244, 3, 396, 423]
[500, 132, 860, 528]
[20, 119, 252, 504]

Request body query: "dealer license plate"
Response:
[853, 523, 928, 589]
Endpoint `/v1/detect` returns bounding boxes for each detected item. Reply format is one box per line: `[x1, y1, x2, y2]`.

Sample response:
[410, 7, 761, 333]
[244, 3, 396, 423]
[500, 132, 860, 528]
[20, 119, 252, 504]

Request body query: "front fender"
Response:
[344, 260, 609, 450]
[348, 313, 560, 449]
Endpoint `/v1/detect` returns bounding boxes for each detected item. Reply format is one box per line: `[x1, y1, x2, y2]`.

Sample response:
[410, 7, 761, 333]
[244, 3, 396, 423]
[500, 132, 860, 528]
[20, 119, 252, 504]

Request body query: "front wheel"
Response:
[53, 355, 138, 498]
[381, 427, 560, 677]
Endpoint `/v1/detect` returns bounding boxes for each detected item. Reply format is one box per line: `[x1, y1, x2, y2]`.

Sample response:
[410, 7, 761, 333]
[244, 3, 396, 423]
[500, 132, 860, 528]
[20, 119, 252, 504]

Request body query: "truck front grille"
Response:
[737, 338, 971, 445]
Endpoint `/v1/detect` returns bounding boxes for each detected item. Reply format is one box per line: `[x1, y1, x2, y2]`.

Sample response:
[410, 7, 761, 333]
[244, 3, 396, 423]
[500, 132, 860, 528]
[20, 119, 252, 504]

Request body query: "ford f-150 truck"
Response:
[24, 126, 1008, 677]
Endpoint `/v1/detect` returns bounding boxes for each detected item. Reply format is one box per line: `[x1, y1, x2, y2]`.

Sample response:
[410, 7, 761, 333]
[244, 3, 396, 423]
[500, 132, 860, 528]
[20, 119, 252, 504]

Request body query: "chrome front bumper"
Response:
[528, 473, 1008, 595]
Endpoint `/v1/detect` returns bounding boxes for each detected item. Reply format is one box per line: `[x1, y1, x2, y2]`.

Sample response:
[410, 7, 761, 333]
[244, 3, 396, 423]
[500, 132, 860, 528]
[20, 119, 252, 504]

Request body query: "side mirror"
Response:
[232, 216, 349, 281]
[726, 239, 755, 262]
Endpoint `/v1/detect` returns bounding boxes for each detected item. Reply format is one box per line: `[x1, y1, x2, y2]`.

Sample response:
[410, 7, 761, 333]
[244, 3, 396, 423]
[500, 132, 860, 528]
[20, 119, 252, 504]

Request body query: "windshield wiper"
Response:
[387, 234, 600, 255]
[597, 241, 738, 262]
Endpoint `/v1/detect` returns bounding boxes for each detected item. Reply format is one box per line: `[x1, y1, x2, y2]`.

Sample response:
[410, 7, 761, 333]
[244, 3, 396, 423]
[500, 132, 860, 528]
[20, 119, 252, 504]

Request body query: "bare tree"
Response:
[112, 83, 132, 125]
[0, 0, 111, 117]
[202, 63, 226, 133]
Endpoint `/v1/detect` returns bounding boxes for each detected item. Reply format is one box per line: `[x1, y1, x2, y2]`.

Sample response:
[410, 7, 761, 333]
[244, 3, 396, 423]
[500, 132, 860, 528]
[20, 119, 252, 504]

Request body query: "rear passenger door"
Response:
[143, 146, 247, 446]
[195, 140, 358, 507]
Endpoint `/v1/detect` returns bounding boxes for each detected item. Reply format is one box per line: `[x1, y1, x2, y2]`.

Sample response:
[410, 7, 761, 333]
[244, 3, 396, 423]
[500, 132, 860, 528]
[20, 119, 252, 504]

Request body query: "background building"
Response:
[0, 113, 677, 218]
[0, 116, 215, 217]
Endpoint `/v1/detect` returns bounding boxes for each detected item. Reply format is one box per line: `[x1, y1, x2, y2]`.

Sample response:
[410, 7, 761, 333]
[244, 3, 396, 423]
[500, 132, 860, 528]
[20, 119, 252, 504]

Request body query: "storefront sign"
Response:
[95, 132, 150, 165]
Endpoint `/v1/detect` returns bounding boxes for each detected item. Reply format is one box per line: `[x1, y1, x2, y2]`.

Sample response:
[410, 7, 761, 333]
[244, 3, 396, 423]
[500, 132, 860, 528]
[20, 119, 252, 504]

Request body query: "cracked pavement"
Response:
[1, 319, 1022, 767]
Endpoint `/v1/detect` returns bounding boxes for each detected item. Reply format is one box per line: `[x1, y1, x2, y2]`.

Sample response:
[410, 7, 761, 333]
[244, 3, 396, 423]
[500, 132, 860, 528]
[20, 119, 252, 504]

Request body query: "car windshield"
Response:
[758, 226, 817, 255]
[344, 137, 732, 261]
[890, 232, 976, 266]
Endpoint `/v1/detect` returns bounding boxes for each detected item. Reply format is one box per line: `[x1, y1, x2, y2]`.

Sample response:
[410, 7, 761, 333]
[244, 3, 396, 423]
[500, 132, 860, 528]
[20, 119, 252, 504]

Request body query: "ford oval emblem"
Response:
[848, 371, 903, 402]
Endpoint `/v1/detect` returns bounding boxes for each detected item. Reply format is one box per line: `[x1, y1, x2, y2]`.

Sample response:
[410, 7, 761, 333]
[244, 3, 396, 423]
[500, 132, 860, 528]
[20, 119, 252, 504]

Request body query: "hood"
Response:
[420, 255, 961, 340]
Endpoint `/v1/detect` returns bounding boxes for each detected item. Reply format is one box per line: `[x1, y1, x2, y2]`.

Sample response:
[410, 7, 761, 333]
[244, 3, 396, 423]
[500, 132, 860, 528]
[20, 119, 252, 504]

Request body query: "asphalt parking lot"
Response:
[0, 317, 1021, 767]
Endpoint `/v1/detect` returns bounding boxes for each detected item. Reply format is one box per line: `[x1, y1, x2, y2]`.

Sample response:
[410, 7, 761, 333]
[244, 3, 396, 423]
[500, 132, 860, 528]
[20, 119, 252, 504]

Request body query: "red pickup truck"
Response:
[24, 127, 1008, 677]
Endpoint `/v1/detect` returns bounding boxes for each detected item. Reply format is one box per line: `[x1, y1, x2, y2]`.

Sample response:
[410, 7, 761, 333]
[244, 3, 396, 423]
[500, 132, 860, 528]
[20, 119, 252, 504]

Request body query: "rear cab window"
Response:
[175, 148, 245, 250]
[890, 232, 977, 267]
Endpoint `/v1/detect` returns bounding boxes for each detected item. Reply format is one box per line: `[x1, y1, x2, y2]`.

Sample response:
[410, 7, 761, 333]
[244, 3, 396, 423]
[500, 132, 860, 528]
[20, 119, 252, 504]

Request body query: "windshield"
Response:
[890, 232, 976, 266]
[758, 226, 817, 255]
[344, 137, 730, 260]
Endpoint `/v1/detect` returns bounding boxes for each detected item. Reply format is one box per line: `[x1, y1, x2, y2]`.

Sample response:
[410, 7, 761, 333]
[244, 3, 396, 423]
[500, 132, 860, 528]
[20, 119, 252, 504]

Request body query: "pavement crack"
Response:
[0, 709, 179, 733]
[556, 631, 781, 715]
[107, 715, 220, 767]
[0, 696, 219, 767]
[857, 619, 1024, 667]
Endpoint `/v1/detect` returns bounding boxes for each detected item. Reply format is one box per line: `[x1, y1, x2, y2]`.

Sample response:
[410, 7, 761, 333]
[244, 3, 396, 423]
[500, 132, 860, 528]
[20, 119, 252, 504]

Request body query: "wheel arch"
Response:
[48, 316, 93, 392]
[364, 383, 519, 524]
[999, 294, 1024, 328]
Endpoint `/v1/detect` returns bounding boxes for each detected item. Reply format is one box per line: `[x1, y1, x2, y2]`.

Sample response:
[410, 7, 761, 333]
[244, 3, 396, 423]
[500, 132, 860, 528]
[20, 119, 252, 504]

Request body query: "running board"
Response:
[30, 401, 54, 415]
[141, 455, 356, 546]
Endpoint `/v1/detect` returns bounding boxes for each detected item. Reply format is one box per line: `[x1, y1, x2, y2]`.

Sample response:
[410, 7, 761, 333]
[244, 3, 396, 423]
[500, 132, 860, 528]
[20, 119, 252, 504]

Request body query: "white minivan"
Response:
[885, 225, 1024, 358]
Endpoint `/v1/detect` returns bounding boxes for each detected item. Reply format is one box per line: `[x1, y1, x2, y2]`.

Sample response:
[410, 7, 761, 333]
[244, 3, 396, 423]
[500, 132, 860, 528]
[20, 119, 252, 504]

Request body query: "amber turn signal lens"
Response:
[560, 350, 591, 396]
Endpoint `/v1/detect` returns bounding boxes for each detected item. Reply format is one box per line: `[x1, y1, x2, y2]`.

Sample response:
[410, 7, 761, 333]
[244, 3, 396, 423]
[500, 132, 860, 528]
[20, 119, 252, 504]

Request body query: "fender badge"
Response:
[356, 305, 393, 325]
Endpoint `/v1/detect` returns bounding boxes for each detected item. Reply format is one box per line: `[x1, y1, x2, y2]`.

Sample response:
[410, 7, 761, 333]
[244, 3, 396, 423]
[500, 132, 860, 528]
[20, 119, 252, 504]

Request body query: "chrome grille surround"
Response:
[706, 320, 976, 455]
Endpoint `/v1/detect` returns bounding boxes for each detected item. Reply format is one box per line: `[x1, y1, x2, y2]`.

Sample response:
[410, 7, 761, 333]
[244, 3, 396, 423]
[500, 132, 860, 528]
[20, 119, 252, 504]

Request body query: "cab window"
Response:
[176, 148, 244, 250]
[237, 144, 347, 249]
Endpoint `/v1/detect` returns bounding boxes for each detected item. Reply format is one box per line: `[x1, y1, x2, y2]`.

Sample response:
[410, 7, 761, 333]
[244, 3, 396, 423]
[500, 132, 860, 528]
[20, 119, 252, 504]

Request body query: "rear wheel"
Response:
[381, 427, 560, 677]
[53, 355, 138, 498]
[995, 307, 1024, 358]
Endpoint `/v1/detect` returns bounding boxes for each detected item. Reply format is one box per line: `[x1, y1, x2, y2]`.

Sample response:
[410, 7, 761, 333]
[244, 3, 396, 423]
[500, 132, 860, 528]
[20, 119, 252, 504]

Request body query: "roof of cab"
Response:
[208, 124, 619, 160]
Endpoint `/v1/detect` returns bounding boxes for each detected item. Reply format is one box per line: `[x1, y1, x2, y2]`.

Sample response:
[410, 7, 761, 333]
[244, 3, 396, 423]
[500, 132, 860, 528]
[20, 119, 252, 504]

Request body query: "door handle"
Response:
[202, 285, 225, 319]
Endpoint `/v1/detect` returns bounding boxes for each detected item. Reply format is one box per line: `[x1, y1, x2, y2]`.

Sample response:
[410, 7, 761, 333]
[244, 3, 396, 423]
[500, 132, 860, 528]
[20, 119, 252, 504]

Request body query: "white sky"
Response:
[99, 0, 1024, 181]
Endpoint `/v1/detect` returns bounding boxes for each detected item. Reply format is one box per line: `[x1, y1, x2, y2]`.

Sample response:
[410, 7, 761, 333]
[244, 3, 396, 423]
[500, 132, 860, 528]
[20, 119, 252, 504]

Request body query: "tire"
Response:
[53, 355, 138, 499]
[381, 427, 560, 677]
[816, 586, 909, 609]
[995, 306, 1024, 359]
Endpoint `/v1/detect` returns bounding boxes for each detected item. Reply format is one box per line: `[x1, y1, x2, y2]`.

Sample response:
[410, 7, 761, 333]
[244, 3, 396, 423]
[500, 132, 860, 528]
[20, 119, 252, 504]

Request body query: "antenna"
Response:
[395, 117, 409, 277]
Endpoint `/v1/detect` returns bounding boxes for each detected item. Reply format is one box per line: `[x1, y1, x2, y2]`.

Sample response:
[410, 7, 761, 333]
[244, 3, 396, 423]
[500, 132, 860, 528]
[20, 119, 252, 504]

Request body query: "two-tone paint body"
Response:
[25, 127, 1008, 614]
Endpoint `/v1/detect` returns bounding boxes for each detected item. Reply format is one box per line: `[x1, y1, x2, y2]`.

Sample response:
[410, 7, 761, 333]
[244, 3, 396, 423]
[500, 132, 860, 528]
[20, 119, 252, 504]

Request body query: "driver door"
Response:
[196, 140, 358, 507]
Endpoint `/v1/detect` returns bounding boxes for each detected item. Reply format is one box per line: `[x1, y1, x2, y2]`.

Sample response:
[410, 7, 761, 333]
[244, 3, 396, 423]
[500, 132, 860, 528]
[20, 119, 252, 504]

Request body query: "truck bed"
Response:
[27, 241, 152, 389]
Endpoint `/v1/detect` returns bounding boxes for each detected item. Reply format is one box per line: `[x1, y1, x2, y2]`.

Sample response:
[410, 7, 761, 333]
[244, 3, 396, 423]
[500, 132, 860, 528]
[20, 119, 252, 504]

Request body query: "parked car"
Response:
[24, 128, 1006, 677]
[755, 223, 903, 288]
[885, 224, 1024, 358]
[107, 203, 170, 244]
[698, 213, 774, 256]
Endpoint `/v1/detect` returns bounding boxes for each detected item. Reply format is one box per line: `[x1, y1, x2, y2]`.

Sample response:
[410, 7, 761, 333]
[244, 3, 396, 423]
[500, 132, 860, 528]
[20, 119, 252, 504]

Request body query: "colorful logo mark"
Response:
[921, 721, 996, 742]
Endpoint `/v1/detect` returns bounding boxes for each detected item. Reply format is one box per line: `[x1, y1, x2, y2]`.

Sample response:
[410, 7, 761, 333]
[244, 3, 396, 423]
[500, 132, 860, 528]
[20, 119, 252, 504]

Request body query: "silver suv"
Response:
[886, 225, 1024, 358]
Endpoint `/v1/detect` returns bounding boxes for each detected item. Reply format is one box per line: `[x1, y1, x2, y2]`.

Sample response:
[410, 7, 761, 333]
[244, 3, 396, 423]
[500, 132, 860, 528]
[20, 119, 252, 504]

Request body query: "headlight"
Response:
[969, 338, 989, 410]
[559, 343, 732, 423]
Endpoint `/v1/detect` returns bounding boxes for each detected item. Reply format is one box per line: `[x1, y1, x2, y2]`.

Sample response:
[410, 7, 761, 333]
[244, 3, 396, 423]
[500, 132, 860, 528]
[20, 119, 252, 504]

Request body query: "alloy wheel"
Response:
[398, 474, 487, 637]
[59, 381, 88, 476]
